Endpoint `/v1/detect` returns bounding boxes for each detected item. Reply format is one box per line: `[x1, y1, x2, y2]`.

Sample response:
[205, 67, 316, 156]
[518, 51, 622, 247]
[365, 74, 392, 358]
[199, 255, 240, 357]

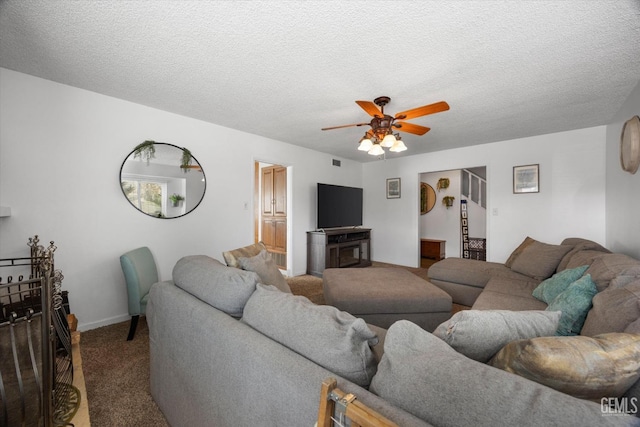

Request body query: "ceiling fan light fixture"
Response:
[390, 138, 407, 152]
[368, 144, 384, 156]
[358, 137, 373, 151]
[321, 96, 449, 158]
[381, 133, 396, 148]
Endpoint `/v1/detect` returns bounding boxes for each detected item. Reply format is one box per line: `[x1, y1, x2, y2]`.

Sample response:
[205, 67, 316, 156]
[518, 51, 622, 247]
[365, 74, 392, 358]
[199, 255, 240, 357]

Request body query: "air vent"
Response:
[332, 159, 341, 167]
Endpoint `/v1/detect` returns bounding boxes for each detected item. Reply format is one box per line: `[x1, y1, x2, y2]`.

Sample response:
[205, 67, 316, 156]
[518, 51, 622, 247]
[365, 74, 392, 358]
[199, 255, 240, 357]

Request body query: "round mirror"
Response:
[120, 142, 206, 218]
[420, 182, 436, 215]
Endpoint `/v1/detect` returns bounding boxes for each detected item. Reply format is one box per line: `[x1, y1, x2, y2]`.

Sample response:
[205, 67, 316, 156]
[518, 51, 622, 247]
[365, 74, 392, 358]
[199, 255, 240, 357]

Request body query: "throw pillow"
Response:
[172, 255, 259, 318]
[369, 320, 621, 426]
[531, 265, 589, 303]
[504, 236, 535, 268]
[222, 242, 267, 268]
[509, 240, 573, 281]
[586, 254, 640, 292]
[546, 274, 598, 336]
[238, 249, 291, 293]
[489, 333, 640, 401]
[626, 308, 640, 334]
[241, 284, 378, 387]
[432, 310, 561, 362]
[581, 280, 640, 337]
[556, 238, 610, 272]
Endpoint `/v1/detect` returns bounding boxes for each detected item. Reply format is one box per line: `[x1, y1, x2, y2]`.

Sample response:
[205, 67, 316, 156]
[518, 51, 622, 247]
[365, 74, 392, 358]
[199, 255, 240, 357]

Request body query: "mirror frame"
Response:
[119, 142, 206, 219]
[420, 182, 436, 215]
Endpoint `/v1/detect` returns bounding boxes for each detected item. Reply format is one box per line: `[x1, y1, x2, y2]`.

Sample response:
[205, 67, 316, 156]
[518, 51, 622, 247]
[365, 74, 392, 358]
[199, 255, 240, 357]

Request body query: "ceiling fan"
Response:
[321, 96, 449, 154]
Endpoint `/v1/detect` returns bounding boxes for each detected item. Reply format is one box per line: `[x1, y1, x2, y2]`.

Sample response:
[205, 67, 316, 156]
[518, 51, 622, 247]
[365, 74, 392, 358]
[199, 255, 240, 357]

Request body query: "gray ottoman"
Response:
[323, 268, 452, 332]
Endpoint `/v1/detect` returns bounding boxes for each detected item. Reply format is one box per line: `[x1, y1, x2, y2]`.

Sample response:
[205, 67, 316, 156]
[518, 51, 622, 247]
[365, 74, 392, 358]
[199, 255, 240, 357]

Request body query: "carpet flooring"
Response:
[80, 262, 458, 426]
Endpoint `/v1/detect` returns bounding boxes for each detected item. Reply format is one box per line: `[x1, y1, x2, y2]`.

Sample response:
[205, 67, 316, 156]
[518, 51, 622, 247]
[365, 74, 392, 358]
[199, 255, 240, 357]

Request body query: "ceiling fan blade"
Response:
[395, 122, 431, 135]
[395, 101, 450, 120]
[356, 100, 384, 117]
[321, 122, 370, 131]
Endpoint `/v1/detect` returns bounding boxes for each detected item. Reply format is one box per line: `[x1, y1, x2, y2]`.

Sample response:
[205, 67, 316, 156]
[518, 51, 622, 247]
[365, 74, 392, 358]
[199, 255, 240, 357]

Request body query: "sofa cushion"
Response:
[557, 238, 610, 272]
[433, 310, 561, 362]
[532, 265, 589, 303]
[581, 280, 640, 337]
[369, 320, 627, 426]
[173, 255, 259, 318]
[222, 242, 267, 268]
[562, 249, 607, 271]
[626, 311, 640, 334]
[489, 333, 640, 401]
[241, 284, 378, 387]
[546, 274, 597, 336]
[504, 236, 535, 268]
[472, 289, 548, 311]
[509, 240, 573, 281]
[586, 254, 640, 292]
[427, 258, 512, 289]
[237, 249, 291, 293]
[609, 266, 640, 290]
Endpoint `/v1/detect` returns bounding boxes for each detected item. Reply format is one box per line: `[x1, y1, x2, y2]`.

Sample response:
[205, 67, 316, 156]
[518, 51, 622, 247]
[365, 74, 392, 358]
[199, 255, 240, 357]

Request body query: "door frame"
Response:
[254, 160, 293, 276]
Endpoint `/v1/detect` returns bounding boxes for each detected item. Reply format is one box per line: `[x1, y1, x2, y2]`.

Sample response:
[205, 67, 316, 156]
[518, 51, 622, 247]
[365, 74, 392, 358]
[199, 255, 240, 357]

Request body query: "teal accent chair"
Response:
[120, 246, 159, 340]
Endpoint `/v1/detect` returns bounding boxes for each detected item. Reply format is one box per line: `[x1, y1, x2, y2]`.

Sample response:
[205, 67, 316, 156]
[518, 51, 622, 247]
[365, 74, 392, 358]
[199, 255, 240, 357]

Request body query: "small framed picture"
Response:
[386, 178, 401, 199]
[513, 164, 539, 194]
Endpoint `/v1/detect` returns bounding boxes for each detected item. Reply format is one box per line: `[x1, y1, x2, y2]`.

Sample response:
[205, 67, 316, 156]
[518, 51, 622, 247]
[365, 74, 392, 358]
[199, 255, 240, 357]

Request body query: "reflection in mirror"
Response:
[420, 182, 436, 215]
[120, 142, 206, 218]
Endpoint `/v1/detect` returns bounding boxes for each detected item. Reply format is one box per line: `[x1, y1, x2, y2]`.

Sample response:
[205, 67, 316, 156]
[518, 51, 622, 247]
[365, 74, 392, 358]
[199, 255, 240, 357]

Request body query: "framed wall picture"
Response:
[386, 178, 401, 199]
[513, 164, 539, 193]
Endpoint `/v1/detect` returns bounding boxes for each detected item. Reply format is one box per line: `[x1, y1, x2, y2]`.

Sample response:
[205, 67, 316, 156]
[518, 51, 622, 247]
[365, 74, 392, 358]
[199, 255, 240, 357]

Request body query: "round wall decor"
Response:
[620, 115, 640, 174]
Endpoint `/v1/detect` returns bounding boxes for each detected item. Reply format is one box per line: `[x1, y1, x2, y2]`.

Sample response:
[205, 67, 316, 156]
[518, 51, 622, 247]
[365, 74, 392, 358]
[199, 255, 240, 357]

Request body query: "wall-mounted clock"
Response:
[620, 115, 640, 174]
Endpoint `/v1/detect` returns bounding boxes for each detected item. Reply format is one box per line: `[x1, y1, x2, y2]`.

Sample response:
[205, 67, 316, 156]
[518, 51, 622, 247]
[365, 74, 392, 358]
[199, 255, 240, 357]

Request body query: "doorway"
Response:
[254, 162, 287, 269]
[418, 167, 487, 264]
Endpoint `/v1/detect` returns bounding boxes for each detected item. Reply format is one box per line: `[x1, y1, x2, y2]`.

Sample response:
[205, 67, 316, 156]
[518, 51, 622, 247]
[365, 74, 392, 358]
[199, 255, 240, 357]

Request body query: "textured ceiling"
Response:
[1, 1, 639, 162]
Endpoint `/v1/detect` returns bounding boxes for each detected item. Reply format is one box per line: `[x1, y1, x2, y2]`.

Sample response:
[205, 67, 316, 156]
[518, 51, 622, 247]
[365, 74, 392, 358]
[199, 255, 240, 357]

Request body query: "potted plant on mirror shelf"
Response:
[169, 193, 185, 207]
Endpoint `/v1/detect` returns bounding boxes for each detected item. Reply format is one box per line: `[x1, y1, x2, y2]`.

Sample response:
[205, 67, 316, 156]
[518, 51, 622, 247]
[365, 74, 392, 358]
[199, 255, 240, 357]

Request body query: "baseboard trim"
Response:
[79, 314, 131, 332]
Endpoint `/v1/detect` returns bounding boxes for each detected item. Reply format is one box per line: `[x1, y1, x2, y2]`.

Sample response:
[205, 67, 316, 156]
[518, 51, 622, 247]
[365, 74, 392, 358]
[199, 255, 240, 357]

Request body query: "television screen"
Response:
[317, 183, 363, 229]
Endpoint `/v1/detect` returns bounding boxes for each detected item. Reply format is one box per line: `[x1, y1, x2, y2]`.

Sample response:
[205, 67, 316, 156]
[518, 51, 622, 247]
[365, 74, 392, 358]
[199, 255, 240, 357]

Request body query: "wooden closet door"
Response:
[261, 166, 287, 256]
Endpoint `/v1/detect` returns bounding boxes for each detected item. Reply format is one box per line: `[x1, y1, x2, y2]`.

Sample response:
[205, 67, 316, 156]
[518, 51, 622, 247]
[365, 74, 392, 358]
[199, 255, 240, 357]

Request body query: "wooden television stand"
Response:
[307, 228, 371, 277]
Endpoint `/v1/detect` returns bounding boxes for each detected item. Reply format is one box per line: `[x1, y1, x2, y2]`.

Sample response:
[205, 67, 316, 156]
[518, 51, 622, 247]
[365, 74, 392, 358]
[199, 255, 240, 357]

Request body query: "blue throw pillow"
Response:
[532, 265, 589, 303]
[546, 274, 597, 336]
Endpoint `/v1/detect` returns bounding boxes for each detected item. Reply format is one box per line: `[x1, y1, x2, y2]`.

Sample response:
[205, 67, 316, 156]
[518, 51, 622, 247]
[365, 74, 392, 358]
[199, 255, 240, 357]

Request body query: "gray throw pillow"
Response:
[370, 320, 626, 426]
[172, 255, 259, 318]
[509, 240, 573, 280]
[241, 284, 378, 387]
[433, 310, 561, 362]
[238, 249, 291, 293]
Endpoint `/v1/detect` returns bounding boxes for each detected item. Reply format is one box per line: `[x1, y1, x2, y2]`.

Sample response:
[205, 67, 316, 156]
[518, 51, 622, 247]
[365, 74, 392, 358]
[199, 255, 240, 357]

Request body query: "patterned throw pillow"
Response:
[532, 265, 589, 303]
[546, 274, 597, 336]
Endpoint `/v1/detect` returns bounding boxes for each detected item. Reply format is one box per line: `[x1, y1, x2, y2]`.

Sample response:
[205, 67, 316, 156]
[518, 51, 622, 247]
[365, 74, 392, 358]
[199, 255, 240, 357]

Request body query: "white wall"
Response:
[606, 80, 640, 258]
[364, 126, 607, 267]
[0, 69, 362, 330]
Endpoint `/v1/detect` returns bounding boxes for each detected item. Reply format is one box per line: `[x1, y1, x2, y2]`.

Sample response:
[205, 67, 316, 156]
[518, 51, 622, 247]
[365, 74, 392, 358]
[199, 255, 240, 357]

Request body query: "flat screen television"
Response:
[317, 183, 363, 229]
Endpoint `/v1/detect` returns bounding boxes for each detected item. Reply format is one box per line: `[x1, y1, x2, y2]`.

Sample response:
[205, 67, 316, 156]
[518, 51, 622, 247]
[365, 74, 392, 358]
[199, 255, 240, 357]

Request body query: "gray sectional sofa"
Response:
[147, 240, 640, 426]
